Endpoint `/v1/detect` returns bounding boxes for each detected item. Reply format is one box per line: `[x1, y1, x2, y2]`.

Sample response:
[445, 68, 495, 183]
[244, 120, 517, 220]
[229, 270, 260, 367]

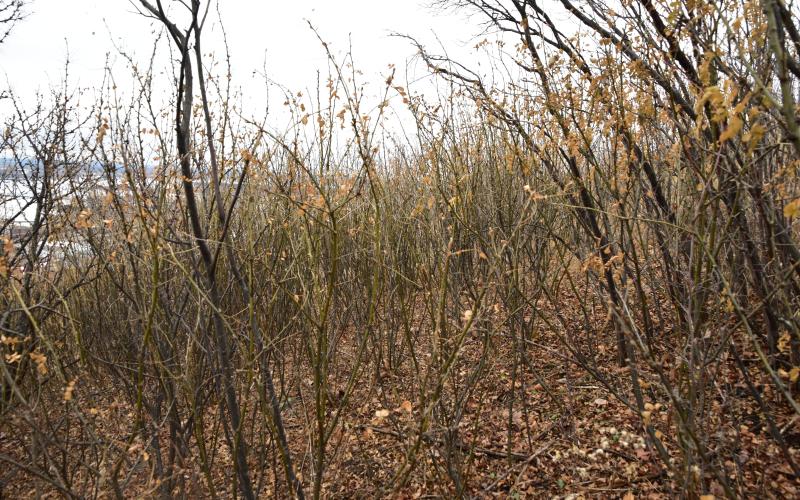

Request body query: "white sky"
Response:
[0, 0, 485, 121]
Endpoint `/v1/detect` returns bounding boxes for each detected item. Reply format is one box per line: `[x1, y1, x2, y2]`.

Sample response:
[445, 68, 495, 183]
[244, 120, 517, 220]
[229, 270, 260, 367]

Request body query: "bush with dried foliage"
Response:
[1, 0, 800, 498]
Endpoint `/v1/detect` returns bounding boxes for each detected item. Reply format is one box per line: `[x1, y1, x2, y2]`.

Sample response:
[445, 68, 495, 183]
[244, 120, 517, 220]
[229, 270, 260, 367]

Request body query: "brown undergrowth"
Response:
[2, 285, 798, 498]
[3, 1, 800, 497]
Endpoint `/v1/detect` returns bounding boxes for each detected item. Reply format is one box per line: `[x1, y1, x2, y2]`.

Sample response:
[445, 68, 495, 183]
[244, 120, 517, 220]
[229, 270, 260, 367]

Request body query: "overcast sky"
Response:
[0, 0, 483, 120]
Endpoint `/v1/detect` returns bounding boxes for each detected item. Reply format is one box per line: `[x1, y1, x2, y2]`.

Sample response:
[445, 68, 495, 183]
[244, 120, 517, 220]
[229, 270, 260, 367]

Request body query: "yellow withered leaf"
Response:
[784, 199, 800, 218]
[719, 116, 743, 143]
[64, 379, 77, 401]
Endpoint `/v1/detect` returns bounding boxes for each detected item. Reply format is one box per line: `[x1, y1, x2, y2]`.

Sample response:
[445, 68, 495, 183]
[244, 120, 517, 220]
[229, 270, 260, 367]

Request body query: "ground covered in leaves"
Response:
[2, 290, 799, 499]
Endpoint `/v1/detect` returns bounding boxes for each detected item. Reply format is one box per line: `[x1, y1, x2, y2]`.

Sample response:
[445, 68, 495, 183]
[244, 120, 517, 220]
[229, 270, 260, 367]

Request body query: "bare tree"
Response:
[133, 1, 303, 498]
[0, 0, 27, 44]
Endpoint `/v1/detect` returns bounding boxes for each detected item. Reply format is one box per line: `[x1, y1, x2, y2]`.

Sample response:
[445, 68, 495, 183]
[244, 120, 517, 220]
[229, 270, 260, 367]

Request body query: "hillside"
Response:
[2, 0, 800, 498]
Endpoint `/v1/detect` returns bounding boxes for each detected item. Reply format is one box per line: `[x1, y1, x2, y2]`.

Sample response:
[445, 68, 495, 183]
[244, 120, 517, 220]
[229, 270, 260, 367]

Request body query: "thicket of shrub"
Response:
[2, 0, 800, 497]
